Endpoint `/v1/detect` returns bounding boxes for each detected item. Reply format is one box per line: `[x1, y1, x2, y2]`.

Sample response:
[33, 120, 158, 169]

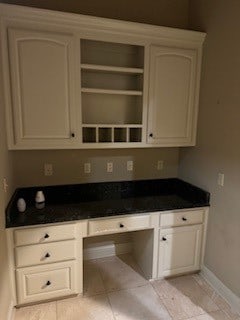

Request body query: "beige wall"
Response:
[0, 0, 189, 28]
[179, 0, 240, 297]
[12, 148, 179, 187]
[0, 58, 15, 317]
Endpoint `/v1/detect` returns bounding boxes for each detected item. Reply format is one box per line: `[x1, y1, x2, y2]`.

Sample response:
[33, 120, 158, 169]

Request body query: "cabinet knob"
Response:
[44, 233, 49, 239]
[149, 133, 153, 138]
[71, 133, 75, 138]
[46, 280, 51, 286]
[45, 253, 50, 258]
[182, 217, 187, 221]
[119, 223, 124, 228]
[162, 237, 167, 241]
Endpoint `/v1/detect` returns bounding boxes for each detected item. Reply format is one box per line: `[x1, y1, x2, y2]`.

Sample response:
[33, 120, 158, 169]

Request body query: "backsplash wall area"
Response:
[11, 148, 179, 187]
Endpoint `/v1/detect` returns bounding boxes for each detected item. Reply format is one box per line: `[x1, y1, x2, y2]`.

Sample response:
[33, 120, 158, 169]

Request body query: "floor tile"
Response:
[152, 278, 182, 300]
[192, 274, 215, 297]
[15, 302, 56, 320]
[193, 309, 231, 319]
[83, 259, 105, 296]
[192, 275, 240, 319]
[169, 276, 219, 313]
[161, 295, 205, 320]
[56, 294, 114, 320]
[152, 276, 219, 320]
[96, 254, 147, 292]
[221, 308, 240, 320]
[108, 284, 172, 320]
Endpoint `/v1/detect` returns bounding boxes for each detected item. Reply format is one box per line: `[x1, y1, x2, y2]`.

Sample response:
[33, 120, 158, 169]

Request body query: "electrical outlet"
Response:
[107, 162, 113, 173]
[157, 160, 164, 170]
[84, 163, 91, 174]
[44, 163, 53, 176]
[127, 160, 133, 171]
[218, 173, 224, 186]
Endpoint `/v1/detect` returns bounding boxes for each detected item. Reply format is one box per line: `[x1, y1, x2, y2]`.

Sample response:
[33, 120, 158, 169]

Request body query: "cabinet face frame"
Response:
[0, 4, 205, 149]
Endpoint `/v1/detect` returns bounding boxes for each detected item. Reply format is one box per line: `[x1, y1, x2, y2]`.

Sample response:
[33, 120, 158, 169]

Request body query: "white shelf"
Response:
[81, 88, 143, 96]
[81, 64, 144, 74]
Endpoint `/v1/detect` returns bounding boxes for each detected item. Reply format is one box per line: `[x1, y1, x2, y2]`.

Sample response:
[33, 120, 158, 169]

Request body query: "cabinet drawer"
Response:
[16, 261, 77, 304]
[160, 209, 204, 228]
[14, 224, 76, 246]
[88, 214, 150, 236]
[15, 240, 76, 268]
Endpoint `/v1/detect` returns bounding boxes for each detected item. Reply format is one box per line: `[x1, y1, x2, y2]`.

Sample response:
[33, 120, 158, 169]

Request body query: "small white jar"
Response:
[17, 198, 26, 212]
[35, 191, 45, 209]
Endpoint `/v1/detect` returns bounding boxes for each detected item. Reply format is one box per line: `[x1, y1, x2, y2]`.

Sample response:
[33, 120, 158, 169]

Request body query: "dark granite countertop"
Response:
[6, 178, 210, 228]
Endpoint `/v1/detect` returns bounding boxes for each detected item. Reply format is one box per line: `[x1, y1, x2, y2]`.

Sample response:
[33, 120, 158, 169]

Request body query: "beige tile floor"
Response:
[15, 254, 240, 320]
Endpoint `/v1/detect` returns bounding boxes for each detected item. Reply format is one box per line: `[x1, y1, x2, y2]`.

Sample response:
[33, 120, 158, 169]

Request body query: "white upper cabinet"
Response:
[6, 28, 79, 149]
[0, 4, 205, 149]
[147, 46, 199, 146]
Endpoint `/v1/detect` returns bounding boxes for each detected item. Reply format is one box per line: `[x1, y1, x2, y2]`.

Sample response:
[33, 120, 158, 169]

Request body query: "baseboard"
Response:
[7, 300, 15, 320]
[84, 242, 132, 260]
[201, 266, 240, 315]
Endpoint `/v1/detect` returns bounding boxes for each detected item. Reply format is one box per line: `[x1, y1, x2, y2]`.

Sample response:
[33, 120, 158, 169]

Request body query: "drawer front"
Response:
[160, 209, 204, 228]
[16, 261, 77, 304]
[88, 214, 150, 236]
[14, 223, 76, 246]
[15, 240, 76, 268]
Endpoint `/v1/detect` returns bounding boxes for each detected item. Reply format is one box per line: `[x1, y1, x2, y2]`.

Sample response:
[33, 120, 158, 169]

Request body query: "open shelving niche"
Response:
[80, 39, 144, 144]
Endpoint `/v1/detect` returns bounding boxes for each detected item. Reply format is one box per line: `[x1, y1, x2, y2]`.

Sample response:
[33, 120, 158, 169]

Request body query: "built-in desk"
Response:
[5, 179, 210, 306]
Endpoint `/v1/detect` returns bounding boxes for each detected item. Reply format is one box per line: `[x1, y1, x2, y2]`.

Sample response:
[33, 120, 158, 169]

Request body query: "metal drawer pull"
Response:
[44, 233, 50, 239]
[162, 237, 167, 241]
[119, 223, 124, 228]
[182, 217, 187, 221]
[45, 253, 50, 258]
[46, 280, 51, 286]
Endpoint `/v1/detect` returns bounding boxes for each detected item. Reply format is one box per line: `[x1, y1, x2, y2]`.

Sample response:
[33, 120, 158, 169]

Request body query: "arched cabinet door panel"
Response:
[147, 46, 199, 146]
[7, 28, 78, 149]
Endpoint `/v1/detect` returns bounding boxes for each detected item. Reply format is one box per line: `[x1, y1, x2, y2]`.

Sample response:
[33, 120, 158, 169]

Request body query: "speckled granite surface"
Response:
[6, 178, 210, 228]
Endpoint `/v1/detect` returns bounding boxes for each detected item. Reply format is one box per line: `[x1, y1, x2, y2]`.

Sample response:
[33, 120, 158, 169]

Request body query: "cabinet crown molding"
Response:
[0, 3, 206, 44]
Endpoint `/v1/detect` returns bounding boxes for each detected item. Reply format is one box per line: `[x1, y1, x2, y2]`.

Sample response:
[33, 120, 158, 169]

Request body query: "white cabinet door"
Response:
[158, 225, 202, 278]
[7, 28, 79, 149]
[148, 46, 199, 146]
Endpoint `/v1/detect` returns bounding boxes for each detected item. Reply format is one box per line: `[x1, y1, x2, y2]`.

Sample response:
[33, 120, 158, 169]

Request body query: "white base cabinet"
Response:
[158, 225, 203, 278]
[157, 208, 208, 279]
[6, 208, 208, 306]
